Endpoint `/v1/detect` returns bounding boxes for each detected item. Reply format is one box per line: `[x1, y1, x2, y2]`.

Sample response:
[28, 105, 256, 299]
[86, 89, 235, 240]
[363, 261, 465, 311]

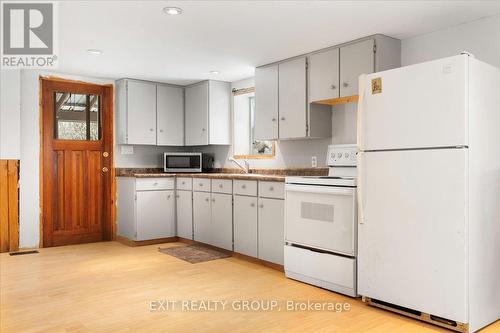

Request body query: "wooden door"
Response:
[278, 57, 307, 139]
[233, 195, 257, 257]
[308, 48, 340, 102]
[41, 79, 113, 247]
[184, 82, 209, 146]
[254, 65, 279, 140]
[210, 193, 233, 251]
[157, 84, 184, 146]
[339, 39, 374, 97]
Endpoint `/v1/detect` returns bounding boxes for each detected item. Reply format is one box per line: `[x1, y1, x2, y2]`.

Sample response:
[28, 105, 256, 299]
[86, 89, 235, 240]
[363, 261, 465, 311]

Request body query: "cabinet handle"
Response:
[241, 185, 246, 189]
[199, 183, 203, 186]
[202, 128, 206, 132]
[167, 195, 171, 199]
[272, 118, 276, 122]
[149, 128, 154, 132]
[159, 129, 163, 133]
[219, 184, 223, 188]
[153, 182, 158, 186]
[182, 181, 185, 185]
[330, 84, 337, 89]
[205, 198, 209, 202]
[343, 82, 349, 88]
[176, 195, 180, 198]
[250, 203, 255, 207]
[280, 117, 285, 121]
[212, 198, 216, 202]
[269, 187, 274, 191]
[259, 204, 264, 208]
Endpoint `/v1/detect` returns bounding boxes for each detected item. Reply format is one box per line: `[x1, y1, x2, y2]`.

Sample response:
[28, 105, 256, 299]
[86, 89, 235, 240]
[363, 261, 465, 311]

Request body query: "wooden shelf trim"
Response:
[311, 95, 359, 106]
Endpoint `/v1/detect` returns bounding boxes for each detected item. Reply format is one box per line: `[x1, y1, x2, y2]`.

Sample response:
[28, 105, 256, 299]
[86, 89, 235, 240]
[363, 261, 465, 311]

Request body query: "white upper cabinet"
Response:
[185, 80, 231, 146]
[254, 65, 279, 140]
[157, 84, 184, 146]
[309, 48, 340, 102]
[278, 57, 307, 139]
[339, 39, 375, 97]
[185, 82, 209, 146]
[117, 80, 157, 145]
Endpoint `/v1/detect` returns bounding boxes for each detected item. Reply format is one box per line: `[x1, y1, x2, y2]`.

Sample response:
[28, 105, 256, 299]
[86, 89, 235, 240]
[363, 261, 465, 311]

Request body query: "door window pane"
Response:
[54, 92, 100, 140]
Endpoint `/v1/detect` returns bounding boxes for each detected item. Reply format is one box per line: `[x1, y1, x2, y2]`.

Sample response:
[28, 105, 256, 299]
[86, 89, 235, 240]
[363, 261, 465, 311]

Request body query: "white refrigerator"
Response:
[357, 54, 500, 332]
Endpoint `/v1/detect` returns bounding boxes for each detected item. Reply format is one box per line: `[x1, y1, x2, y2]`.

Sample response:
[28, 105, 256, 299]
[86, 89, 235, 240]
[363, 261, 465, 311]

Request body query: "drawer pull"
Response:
[242, 185, 246, 189]
[205, 198, 209, 202]
[182, 181, 185, 185]
[212, 198, 216, 202]
[219, 184, 223, 188]
[269, 187, 274, 191]
[250, 203, 255, 207]
[153, 182, 158, 186]
[259, 204, 264, 208]
[199, 183, 203, 186]
[167, 195, 171, 199]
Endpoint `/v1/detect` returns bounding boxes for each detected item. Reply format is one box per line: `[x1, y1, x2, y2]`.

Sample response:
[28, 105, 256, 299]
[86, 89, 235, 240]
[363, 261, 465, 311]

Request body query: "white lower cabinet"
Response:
[193, 191, 212, 245]
[210, 193, 233, 251]
[258, 198, 284, 265]
[233, 195, 258, 257]
[117, 177, 175, 241]
[176, 190, 193, 240]
[193, 191, 233, 251]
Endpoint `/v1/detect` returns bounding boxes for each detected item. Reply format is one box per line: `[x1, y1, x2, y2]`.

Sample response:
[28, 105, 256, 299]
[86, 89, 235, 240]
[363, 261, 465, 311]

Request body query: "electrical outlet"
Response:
[311, 156, 317, 168]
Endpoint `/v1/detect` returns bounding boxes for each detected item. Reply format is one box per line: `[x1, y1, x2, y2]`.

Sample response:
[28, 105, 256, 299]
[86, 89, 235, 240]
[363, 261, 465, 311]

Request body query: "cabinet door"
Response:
[157, 85, 184, 146]
[127, 80, 157, 145]
[254, 65, 279, 140]
[309, 48, 340, 102]
[233, 195, 258, 257]
[193, 191, 211, 244]
[339, 39, 374, 97]
[258, 198, 284, 265]
[185, 82, 209, 146]
[136, 190, 175, 240]
[279, 57, 307, 139]
[208, 81, 231, 145]
[176, 190, 193, 240]
[210, 193, 233, 251]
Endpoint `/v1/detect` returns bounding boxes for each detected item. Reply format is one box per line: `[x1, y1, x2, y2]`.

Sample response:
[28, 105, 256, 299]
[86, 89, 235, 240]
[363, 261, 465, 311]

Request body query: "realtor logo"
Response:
[1, 2, 57, 68]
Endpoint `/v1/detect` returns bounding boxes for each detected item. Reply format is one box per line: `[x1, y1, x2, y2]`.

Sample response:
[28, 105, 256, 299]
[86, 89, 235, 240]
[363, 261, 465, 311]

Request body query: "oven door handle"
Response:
[285, 184, 354, 196]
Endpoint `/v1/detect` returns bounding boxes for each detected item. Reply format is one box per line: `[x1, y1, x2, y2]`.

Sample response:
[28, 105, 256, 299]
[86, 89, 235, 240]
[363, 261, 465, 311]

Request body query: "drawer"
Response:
[136, 178, 174, 191]
[233, 180, 257, 196]
[258, 181, 284, 199]
[284, 245, 356, 297]
[176, 177, 192, 191]
[211, 179, 233, 194]
[193, 178, 211, 192]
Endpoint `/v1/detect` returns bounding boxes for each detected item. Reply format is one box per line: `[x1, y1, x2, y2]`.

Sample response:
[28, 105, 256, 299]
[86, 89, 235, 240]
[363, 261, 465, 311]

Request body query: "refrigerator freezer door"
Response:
[358, 54, 468, 151]
[358, 148, 468, 322]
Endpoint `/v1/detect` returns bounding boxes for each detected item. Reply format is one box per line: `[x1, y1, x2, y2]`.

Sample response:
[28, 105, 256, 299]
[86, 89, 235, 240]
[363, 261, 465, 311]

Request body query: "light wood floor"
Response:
[1, 242, 498, 333]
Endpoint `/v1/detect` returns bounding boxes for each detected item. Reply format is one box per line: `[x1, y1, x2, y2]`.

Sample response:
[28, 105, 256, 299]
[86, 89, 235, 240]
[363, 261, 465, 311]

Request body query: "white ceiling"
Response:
[57, 1, 500, 85]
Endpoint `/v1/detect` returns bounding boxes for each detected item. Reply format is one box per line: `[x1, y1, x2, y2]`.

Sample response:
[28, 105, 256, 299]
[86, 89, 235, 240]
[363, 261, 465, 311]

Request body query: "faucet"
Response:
[229, 158, 250, 174]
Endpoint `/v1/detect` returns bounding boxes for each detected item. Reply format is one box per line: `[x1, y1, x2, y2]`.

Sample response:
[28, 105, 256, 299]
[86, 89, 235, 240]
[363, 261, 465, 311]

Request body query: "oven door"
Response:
[285, 184, 356, 256]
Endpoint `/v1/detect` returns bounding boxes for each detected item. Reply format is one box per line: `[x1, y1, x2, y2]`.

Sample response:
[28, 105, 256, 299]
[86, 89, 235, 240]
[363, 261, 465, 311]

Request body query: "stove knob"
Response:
[344, 153, 349, 158]
[337, 153, 342, 158]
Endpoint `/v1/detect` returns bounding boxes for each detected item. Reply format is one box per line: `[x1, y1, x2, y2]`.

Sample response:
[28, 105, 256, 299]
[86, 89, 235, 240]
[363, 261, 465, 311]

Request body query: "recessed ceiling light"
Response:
[87, 49, 103, 55]
[163, 7, 183, 15]
[209, 70, 220, 74]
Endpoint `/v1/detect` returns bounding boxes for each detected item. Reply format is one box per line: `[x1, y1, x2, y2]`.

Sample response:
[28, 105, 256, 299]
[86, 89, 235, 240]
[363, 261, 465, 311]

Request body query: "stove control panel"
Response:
[327, 144, 358, 167]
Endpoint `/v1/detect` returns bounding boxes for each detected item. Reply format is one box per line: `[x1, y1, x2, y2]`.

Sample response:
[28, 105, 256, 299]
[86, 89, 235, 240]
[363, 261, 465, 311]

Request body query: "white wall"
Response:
[0, 70, 21, 159]
[402, 14, 500, 67]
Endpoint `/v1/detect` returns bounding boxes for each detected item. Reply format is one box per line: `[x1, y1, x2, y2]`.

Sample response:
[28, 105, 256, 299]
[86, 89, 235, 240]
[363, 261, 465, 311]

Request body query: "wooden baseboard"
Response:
[116, 235, 178, 247]
[177, 237, 283, 272]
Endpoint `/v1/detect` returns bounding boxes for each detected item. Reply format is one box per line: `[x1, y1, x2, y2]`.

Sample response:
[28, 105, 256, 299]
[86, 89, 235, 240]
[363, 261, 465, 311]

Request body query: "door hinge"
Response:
[373, 44, 377, 53]
[134, 194, 137, 200]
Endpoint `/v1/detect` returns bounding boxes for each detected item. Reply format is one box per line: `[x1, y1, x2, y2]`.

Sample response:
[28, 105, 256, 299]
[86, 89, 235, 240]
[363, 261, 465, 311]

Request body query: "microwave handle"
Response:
[285, 184, 354, 196]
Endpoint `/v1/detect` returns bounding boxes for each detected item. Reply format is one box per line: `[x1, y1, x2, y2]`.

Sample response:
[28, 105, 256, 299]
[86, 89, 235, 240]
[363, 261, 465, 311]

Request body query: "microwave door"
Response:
[164, 154, 201, 172]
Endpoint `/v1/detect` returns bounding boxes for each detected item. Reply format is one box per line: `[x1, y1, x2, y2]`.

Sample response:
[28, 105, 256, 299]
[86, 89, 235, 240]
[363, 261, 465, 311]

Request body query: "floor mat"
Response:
[158, 244, 231, 264]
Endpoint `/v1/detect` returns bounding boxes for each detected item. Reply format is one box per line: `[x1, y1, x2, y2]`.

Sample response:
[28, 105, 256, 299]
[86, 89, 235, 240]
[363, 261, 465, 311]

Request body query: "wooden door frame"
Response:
[39, 76, 115, 247]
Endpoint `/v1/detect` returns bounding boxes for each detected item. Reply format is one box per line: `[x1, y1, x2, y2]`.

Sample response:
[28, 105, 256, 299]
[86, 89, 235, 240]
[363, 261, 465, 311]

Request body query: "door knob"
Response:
[102, 151, 109, 158]
[102, 167, 109, 173]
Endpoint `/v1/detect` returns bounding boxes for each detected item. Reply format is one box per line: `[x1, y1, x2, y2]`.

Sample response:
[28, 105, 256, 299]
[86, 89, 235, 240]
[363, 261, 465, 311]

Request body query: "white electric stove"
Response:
[284, 144, 358, 297]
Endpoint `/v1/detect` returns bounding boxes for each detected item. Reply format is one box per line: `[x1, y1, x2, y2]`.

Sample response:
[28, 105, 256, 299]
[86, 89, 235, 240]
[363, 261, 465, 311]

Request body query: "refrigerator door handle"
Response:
[357, 151, 365, 225]
[357, 74, 367, 151]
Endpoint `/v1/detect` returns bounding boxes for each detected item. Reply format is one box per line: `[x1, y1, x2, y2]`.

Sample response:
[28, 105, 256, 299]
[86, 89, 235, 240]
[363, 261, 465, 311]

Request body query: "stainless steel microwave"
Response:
[163, 152, 212, 173]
